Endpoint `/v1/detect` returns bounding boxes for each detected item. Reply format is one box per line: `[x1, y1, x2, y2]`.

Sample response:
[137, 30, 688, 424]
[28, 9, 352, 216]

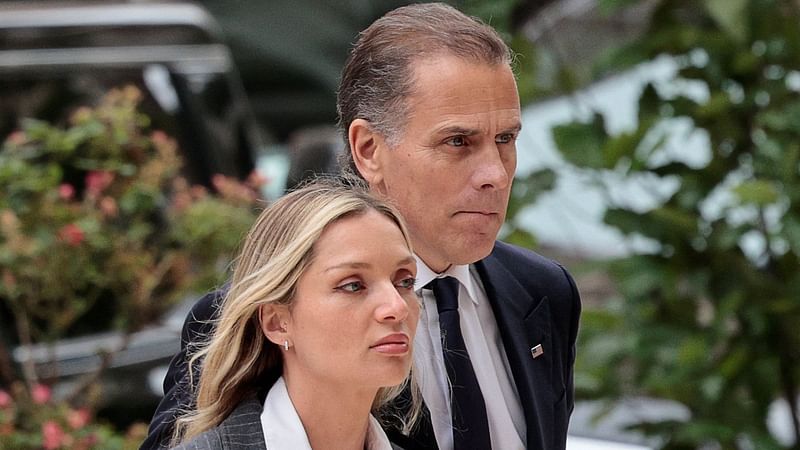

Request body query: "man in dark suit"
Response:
[142, 3, 580, 450]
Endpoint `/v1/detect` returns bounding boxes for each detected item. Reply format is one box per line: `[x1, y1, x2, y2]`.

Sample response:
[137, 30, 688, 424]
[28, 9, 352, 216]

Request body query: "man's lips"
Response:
[454, 210, 500, 217]
[370, 333, 410, 354]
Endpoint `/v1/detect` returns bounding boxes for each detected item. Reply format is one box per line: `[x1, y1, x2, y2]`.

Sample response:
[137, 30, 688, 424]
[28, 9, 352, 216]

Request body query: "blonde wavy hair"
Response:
[171, 178, 421, 445]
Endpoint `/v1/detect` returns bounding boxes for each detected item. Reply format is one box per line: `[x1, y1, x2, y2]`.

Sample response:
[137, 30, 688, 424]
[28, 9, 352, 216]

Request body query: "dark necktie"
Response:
[426, 276, 491, 450]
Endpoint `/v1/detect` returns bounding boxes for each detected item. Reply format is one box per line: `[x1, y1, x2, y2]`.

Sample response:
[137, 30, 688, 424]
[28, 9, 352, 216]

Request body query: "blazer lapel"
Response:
[219, 396, 268, 450]
[475, 250, 555, 449]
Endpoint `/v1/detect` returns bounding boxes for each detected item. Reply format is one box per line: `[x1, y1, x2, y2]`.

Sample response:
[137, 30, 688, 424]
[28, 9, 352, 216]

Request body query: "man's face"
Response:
[372, 55, 521, 272]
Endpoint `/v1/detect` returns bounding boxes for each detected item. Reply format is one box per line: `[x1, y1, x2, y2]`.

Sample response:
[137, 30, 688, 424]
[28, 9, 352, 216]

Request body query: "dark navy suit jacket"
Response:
[142, 241, 581, 450]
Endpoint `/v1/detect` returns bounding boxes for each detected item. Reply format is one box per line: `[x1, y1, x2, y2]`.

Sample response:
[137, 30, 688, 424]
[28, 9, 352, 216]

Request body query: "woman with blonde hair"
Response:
[170, 179, 420, 450]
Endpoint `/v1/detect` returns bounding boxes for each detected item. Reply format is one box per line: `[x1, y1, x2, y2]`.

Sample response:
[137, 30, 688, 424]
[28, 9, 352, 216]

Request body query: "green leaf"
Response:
[597, 0, 641, 15]
[705, 0, 749, 42]
[610, 255, 665, 298]
[719, 347, 749, 378]
[604, 208, 648, 235]
[507, 168, 555, 219]
[677, 336, 708, 366]
[732, 180, 780, 205]
[756, 100, 800, 133]
[696, 92, 732, 119]
[552, 113, 609, 169]
[602, 127, 647, 169]
[502, 227, 538, 250]
[606, 205, 697, 241]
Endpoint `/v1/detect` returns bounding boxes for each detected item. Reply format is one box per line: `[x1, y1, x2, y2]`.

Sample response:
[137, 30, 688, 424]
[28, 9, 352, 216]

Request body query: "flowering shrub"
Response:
[0, 383, 145, 449]
[0, 86, 263, 447]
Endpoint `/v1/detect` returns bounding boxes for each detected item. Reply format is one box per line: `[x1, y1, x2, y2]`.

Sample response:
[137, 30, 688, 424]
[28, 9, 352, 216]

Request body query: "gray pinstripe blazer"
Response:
[169, 395, 405, 450]
[170, 396, 266, 450]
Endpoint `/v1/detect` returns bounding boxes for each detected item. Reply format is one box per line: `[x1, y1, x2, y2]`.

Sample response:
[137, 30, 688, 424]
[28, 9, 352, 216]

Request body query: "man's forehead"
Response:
[408, 54, 516, 95]
[405, 56, 519, 113]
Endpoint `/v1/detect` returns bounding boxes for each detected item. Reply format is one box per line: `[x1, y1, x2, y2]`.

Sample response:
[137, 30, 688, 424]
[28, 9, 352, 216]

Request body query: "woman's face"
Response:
[285, 210, 419, 391]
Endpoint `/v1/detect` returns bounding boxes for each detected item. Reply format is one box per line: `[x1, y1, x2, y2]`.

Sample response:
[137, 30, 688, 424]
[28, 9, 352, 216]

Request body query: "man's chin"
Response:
[449, 238, 496, 265]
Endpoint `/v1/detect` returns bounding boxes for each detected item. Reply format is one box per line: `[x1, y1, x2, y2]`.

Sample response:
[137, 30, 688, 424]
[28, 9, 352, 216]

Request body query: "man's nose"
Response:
[474, 145, 512, 190]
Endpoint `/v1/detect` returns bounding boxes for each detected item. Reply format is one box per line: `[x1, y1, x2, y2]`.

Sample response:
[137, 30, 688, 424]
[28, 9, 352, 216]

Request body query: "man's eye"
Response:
[396, 277, 416, 290]
[336, 281, 364, 293]
[445, 136, 467, 147]
[496, 133, 516, 144]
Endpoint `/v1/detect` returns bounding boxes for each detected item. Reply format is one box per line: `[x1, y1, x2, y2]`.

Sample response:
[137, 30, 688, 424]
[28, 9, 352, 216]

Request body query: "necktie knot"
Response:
[425, 276, 459, 313]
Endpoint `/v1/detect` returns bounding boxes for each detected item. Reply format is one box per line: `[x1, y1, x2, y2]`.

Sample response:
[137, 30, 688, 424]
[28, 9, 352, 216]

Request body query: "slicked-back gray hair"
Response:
[336, 2, 514, 178]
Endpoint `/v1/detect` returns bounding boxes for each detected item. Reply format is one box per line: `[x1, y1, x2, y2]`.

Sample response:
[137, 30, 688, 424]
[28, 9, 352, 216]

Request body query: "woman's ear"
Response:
[348, 119, 386, 188]
[258, 304, 290, 348]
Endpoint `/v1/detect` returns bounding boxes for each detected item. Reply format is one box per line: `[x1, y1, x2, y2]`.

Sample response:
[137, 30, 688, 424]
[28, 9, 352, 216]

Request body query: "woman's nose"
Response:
[376, 284, 410, 322]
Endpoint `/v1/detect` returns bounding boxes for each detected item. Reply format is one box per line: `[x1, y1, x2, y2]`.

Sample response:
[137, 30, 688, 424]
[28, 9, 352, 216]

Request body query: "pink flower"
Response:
[6, 130, 26, 146]
[211, 174, 227, 191]
[31, 384, 51, 404]
[246, 170, 269, 189]
[79, 433, 99, 448]
[0, 210, 20, 231]
[57, 224, 84, 247]
[99, 196, 118, 218]
[58, 184, 75, 201]
[1, 270, 15, 291]
[67, 408, 90, 429]
[151, 130, 169, 145]
[42, 420, 65, 449]
[85, 171, 114, 197]
[171, 192, 192, 211]
[190, 185, 208, 199]
[0, 389, 11, 408]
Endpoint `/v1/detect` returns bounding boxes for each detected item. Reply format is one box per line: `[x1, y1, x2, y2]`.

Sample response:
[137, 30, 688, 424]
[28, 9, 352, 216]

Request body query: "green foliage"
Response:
[501, 168, 556, 248]
[554, 0, 800, 447]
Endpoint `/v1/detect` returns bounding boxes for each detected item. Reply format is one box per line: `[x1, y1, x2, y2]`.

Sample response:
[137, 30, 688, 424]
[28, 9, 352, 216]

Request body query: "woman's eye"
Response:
[445, 136, 467, 147]
[336, 281, 364, 293]
[396, 277, 416, 290]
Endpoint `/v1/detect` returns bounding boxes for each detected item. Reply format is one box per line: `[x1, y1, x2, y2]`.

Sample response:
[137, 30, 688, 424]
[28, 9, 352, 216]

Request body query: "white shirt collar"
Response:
[414, 255, 480, 305]
[260, 376, 393, 450]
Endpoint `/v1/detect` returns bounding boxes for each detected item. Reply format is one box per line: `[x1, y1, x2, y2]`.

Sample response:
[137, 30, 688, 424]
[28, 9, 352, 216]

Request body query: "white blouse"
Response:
[260, 377, 393, 450]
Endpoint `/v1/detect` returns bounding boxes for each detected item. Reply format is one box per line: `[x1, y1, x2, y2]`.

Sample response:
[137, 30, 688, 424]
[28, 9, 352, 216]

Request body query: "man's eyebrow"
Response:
[435, 123, 523, 136]
[435, 126, 480, 136]
[500, 123, 523, 134]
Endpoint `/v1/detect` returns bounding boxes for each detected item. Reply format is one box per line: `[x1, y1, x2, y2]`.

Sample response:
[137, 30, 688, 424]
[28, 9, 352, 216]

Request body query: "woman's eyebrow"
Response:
[396, 256, 416, 267]
[324, 261, 371, 272]
[324, 255, 415, 272]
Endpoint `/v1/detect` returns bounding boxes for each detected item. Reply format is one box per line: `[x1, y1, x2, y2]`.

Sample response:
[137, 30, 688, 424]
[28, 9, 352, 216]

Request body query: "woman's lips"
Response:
[370, 333, 410, 354]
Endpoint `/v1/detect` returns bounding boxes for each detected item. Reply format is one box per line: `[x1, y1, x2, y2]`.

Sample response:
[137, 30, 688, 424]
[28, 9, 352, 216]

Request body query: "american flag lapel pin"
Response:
[530, 344, 544, 359]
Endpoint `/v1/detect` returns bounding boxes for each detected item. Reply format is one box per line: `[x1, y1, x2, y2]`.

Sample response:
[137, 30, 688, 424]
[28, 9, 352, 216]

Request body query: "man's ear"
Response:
[348, 118, 385, 187]
[258, 304, 290, 347]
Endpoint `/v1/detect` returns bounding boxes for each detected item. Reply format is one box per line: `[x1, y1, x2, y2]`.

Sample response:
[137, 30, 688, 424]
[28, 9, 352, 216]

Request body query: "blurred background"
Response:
[1, 0, 798, 449]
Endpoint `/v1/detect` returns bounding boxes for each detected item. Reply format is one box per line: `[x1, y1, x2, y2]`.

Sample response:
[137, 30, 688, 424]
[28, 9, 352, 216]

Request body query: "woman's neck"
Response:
[283, 371, 377, 450]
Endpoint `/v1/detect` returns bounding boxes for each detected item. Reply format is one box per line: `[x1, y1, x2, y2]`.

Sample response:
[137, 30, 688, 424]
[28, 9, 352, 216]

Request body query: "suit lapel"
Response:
[475, 249, 555, 449]
[219, 396, 268, 450]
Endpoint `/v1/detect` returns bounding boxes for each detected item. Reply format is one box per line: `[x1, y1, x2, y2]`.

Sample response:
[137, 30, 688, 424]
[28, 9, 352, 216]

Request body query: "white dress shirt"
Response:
[260, 377, 392, 450]
[414, 257, 526, 450]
